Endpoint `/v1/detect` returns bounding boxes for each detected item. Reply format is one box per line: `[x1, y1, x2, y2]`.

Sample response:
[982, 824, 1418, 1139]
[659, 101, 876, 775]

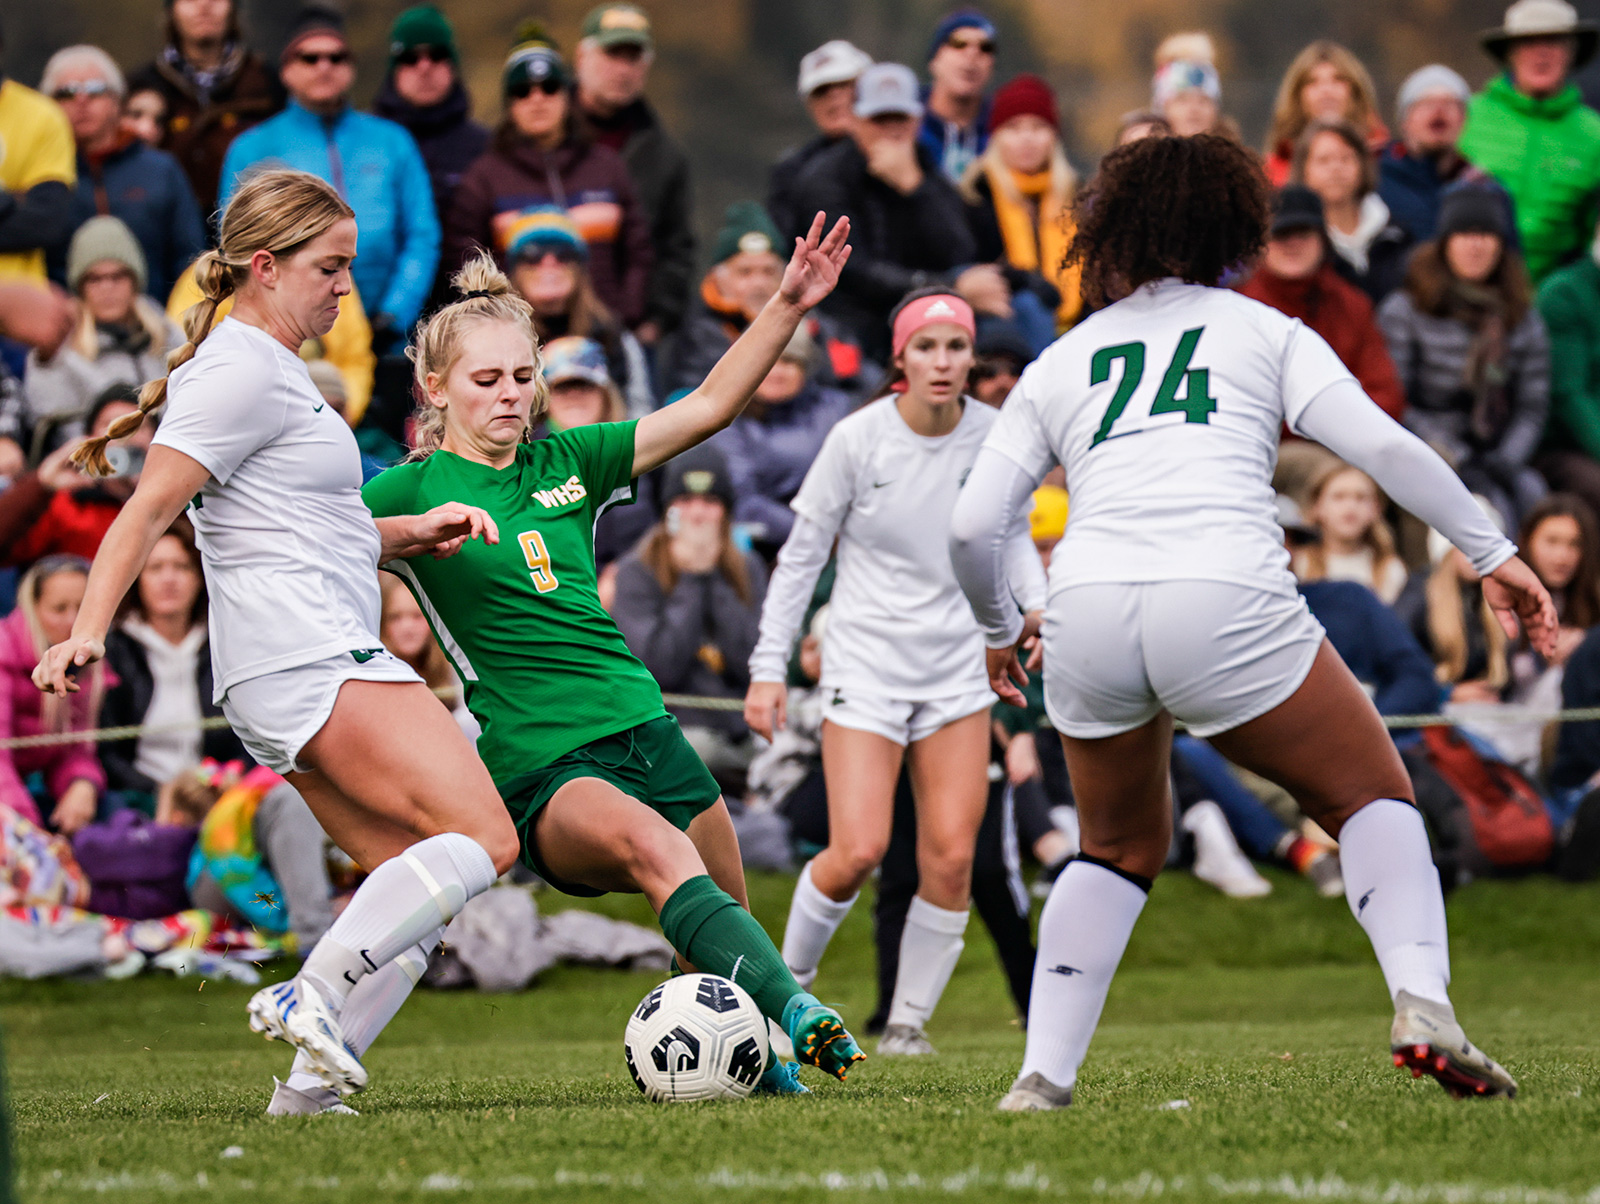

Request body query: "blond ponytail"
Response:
[406, 250, 547, 461]
[72, 169, 353, 476]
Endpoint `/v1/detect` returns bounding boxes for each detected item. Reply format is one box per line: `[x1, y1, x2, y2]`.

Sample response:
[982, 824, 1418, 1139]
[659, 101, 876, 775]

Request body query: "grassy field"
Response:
[3, 869, 1597, 1203]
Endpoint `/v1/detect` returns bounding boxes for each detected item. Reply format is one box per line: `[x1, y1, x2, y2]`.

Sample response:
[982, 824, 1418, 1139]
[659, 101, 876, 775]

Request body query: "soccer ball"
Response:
[623, 973, 770, 1102]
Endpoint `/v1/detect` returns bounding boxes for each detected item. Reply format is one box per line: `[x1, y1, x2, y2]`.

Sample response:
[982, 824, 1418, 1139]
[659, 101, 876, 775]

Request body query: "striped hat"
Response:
[504, 206, 588, 263]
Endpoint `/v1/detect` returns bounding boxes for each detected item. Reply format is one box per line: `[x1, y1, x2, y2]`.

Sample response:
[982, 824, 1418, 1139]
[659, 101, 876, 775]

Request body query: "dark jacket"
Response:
[583, 99, 695, 335]
[99, 626, 247, 796]
[788, 136, 977, 360]
[1550, 622, 1600, 791]
[1299, 580, 1440, 716]
[1329, 217, 1414, 306]
[962, 172, 1068, 318]
[371, 78, 490, 230]
[769, 133, 845, 241]
[1394, 570, 1497, 688]
[127, 45, 285, 220]
[445, 128, 654, 327]
[1377, 141, 1508, 245]
[611, 549, 768, 735]
[57, 137, 206, 304]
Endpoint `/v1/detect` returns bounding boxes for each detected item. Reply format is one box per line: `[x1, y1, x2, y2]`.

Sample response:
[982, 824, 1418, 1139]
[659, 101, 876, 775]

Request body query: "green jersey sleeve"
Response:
[547, 420, 639, 515]
[361, 461, 422, 520]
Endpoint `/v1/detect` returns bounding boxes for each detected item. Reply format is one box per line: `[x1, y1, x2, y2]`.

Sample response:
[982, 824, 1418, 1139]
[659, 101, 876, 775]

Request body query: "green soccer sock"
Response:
[658, 875, 805, 1027]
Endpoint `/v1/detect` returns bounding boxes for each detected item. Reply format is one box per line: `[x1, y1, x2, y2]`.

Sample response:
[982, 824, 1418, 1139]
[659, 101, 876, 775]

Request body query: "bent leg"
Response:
[686, 799, 749, 909]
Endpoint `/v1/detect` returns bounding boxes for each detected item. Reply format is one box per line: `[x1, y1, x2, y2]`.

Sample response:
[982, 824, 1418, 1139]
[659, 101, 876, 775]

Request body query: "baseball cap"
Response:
[798, 40, 872, 98]
[854, 62, 923, 120]
[1270, 185, 1326, 237]
[661, 444, 736, 510]
[582, 3, 653, 51]
[542, 337, 612, 388]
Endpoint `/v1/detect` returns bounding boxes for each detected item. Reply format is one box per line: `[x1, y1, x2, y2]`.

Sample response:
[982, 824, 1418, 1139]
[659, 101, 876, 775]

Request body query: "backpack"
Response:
[1418, 726, 1555, 871]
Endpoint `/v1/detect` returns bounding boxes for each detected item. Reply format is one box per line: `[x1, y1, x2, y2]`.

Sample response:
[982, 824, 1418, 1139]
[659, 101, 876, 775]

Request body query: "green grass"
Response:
[4, 870, 1598, 1203]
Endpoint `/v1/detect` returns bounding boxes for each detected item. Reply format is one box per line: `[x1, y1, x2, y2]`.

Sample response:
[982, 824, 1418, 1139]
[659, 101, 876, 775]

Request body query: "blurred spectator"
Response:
[122, 87, 169, 148]
[1115, 110, 1172, 147]
[100, 520, 245, 807]
[220, 5, 440, 340]
[0, 556, 107, 833]
[788, 63, 978, 361]
[127, 0, 283, 219]
[1520, 493, 1600, 651]
[1303, 576, 1442, 718]
[962, 74, 1080, 338]
[1379, 66, 1485, 243]
[1547, 621, 1600, 798]
[711, 323, 851, 556]
[41, 46, 205, 306]
[919, 9, 997, 182]
[1460, 0, 1600, 282]
[612, 445, 767, 781]
[379, 575, 471, 735]
[447, 31, 652, 329]
[1378, 186, 1550, 528]
[0, 22, 77, 285]
[769, 41, 874, 239]
[507, 207, 650, 416]
[371, 6, 490, 242]
[1395, 511, 1511, 705]
[971, 324, 1033, 407]
[1295, 463, 1408, 603]
[1537, 222, 1600, 513]
[24, 218, 184, 457]
[1292, 120, 1411, 303]
[1151, 33, 1237, 139]
[0, 386, 150, 568]
[573, 3, 694, 343]
[1263, 41, 1386, 187]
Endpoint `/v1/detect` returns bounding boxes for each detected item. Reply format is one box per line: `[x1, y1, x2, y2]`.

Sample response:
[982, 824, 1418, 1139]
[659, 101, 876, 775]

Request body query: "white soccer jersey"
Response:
[152, 318, 385, 698]
[790, 396, 1001, 700]
[986, 279, 1356, 597]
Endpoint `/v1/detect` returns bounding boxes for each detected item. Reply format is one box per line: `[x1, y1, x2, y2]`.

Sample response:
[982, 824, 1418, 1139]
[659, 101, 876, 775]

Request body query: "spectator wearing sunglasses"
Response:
[218, 5, 441, 343]
[0, 17, 77, 287]
[371, 6, 489, 244]
[445, 26, 653, 329]
[126, 0, 284, 219]
[39, 46, 205, 308]
[919, 9, 999, 182]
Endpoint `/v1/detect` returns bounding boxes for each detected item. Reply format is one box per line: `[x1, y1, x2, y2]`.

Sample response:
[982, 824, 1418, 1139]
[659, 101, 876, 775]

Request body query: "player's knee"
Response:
[622, 819, 697, 886]
[916, 843, 974, 901]
[834, 835, 890, 887]
[476, 816, 521, 877]
[1080, 833, 1167, 883]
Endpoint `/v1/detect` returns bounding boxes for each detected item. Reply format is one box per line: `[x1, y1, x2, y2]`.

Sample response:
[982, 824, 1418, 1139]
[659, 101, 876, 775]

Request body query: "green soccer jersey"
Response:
[361, 422, 665, 786]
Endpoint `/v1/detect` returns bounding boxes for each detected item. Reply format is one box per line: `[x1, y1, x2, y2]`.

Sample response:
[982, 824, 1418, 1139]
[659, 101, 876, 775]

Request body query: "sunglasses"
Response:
[396, 45, 451, 67]
[52, 80, 114, 101]
[947, 35, 996, 54]
[509, 78, 566, 99]
[516, 244, 583, 266]
[295, 50, 351, 67]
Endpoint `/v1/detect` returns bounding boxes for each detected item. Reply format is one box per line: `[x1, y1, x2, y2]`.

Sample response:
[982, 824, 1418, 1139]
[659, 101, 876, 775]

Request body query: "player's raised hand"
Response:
[34, 635, 105, 697]
[1485, 555, 1559, 658]
[777, 212, 851, 312]
[744, 681, 788, 741]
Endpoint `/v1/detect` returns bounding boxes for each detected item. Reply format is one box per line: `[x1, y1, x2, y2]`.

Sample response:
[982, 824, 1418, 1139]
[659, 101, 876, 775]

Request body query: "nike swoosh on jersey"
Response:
[313, 403, 325, 412]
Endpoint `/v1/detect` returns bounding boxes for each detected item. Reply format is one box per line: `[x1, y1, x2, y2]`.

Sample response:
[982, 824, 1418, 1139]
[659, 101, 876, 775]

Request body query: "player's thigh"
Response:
[904, 708, 990, 863]
[282, 768, 430, 871]
[820, 718, 904, 863]
[687, 798, 748, 908]
[1206, 640, 1412, 837]
[1058, 713, 1174, 881]
[536, 776, 704, 903]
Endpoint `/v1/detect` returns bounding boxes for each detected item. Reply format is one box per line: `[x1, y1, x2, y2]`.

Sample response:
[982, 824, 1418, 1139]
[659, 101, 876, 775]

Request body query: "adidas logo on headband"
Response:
[924, 299, 958, 318]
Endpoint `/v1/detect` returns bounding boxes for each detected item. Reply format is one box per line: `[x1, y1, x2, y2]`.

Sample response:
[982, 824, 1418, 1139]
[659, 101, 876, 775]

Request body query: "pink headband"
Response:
[891, 293, 976, 359]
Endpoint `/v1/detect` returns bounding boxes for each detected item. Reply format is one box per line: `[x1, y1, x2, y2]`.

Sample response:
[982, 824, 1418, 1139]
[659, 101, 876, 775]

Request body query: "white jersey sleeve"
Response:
[153, 334, 289, 484]
[1280, 320, 1361, 433]
[982, 369, 1059, 482]
[789, 420, 861, 533]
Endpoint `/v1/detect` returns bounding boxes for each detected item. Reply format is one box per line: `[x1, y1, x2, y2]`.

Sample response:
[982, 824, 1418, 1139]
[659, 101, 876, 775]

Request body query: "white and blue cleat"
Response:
[246, 977, 368, 1097]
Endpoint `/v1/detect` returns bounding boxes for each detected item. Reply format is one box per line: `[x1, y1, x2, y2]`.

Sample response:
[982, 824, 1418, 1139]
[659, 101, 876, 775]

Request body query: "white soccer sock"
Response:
[301, 832, 496, 1009]
[285, 928, 444, 1103]
[1338, 799, 1452, 1006]
[780, 860, 857, 989]
[1019, 859, 1148, 1091]
[886, 895, 969, 1031]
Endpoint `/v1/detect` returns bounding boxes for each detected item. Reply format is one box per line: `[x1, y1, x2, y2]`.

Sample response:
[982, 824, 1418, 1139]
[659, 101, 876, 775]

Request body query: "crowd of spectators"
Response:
[0, 0, 1596, 958]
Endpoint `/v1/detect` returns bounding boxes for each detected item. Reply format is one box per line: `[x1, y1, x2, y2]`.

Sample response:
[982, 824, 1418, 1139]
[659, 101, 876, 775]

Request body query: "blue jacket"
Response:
[1299, 580, 1440, 717]
[59, 139, 206, 306]
[917, 87, 991, 182]
[218, 101, 440, 329]
[1376, 140, 1517, 247]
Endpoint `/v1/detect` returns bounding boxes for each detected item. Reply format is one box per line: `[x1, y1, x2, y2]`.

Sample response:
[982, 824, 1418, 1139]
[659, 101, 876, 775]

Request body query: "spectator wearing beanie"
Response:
[1537, 222, 1600, 517]
[23, 217, 184, 455]
[769, 41, 874, 240]
[0, 19, 77, 286]
[40, 45, 205, 306]
[127, 0, 283, 218]
[446, 28, 653, 328]
[372, 6, 491, 238]
[1378, 185, 1550, 528]
[1460, 0, 1600, 281]
[220, 5, 440, 340]
[961, 73, 1081, 338]
[788, 62, 978, 361]
[920, 9, 998, 182]
[1150, 33, 1239, 139]
[1379, 65, 1505, 244]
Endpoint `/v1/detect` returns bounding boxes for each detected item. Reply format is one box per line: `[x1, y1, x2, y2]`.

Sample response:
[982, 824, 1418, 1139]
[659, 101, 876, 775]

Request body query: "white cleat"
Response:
[876, 1023, 937, 1057]
[265, 1077, 360, 1116]
[247, 978, 368, 1097]
[997, 1071, 1074, 1111]
[1390, 991, 1518, 1099]
[1185, 801, 1273, 898]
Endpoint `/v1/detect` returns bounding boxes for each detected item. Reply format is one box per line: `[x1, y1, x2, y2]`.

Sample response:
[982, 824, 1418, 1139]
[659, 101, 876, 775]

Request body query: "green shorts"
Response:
[499, 714, 722, 897]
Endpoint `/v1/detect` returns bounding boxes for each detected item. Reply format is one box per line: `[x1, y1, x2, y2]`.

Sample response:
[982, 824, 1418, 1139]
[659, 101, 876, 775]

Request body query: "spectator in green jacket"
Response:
[1459, 0, 1600, 282]
[1536, 225, 1600, 517]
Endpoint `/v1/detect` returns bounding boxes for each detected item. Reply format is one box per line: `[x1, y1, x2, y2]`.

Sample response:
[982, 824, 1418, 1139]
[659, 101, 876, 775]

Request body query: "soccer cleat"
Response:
[754, 1059, 810, 1096]
[1389, 990, 1517, 1100]
[782, 993, 866, 1082]
[246, 977, 368, 1097]
[997, 1071, 1074, 1111]
[876, 1024, 937, 1057]
[1305, 850, 1345, 898]
[265, 1077, 360, 1116]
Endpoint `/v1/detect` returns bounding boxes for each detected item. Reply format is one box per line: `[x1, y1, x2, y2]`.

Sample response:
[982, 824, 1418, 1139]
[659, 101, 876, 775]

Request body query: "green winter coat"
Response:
[1459, 76, 1600, 282]
[1538, 254, 1600, 459]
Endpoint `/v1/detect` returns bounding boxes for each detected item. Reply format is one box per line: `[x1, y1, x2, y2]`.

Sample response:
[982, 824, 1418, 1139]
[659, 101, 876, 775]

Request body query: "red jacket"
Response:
[1234, 261, 1406, 424]
[0, 472, 121, 568]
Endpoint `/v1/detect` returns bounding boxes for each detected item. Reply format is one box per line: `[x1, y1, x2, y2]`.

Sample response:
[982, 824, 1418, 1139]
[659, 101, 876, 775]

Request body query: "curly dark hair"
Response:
[1068, 134, 1271, 308]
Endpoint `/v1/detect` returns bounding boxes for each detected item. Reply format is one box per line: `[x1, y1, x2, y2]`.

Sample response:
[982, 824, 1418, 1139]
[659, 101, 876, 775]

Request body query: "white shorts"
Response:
[1042, 581, 1325, 740]
[222, 649, 423, 774]
[820, 685, 995, 746]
